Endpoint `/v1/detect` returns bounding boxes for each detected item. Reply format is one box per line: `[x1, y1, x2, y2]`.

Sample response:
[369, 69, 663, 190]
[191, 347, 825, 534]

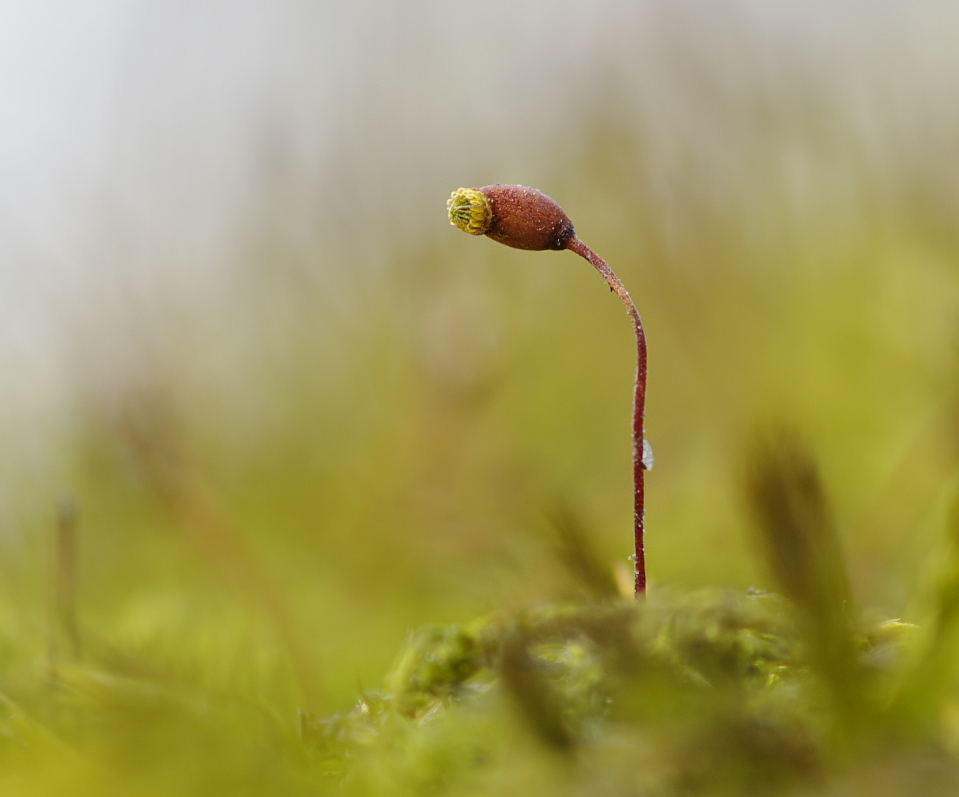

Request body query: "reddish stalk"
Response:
[564, 236, 648, 597]
[447, 185, 650, 597]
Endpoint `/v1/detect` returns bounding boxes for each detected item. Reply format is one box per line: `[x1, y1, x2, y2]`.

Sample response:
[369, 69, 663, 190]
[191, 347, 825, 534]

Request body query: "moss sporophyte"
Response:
[447, 185, 650, 597]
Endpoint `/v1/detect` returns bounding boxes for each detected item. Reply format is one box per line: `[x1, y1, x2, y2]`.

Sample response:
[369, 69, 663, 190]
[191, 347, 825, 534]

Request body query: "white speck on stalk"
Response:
[642, 439, 655, 471]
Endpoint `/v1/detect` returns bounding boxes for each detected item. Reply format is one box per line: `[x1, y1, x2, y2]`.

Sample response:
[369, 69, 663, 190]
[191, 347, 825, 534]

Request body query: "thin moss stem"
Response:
[564, 236, 647, 597]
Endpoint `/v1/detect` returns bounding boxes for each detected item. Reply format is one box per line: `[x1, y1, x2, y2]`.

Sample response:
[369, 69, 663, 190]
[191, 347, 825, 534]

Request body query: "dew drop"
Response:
[642, 439, 655, 471]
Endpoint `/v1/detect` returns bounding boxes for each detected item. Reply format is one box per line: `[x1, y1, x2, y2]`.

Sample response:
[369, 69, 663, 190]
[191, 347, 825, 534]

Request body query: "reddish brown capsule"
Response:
[447, 185, 575, 251]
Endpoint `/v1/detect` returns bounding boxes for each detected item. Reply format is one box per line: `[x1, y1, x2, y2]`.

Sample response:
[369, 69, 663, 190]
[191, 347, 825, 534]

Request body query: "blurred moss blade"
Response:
[746, 431, 866, 730]
[499, 625, 576, 754]
[546, 502, 620, 602]
[889, 486, 959, 732]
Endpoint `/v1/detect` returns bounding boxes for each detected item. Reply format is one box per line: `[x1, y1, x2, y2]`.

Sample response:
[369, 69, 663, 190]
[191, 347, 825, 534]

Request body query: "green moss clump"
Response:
[305, 588, 920, 794]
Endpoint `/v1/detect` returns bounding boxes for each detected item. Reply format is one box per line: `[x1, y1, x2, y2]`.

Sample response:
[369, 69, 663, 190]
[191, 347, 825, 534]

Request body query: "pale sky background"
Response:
[1, 0, 958, 488]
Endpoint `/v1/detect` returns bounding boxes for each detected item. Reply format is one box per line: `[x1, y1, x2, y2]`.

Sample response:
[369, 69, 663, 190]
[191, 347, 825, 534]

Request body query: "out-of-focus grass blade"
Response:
[887, 483, 959, 735]
[745, 432, 867, 737]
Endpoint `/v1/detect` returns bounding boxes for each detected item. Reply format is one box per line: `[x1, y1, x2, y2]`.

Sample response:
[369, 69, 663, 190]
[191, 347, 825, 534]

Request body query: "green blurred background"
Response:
[2, 1, 959, 787]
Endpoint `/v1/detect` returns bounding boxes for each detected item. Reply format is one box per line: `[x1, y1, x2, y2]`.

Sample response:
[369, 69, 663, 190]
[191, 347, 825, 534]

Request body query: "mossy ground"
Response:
[3, 573, 958, 796]
[301, 588, 936, 797]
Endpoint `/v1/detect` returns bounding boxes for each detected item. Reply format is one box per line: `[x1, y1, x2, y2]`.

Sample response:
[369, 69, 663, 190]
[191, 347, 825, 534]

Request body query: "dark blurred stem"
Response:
[55, 496, 80, 659]
[564, 236, 647, 597]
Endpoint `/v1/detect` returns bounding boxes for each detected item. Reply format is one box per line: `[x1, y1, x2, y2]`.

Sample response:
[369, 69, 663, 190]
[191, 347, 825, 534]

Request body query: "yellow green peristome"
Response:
[447, 188, 492, 235]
